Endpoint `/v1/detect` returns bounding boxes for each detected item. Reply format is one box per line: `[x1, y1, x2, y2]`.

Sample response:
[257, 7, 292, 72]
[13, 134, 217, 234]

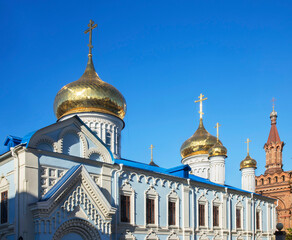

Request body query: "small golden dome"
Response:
[208, 141, 227, 158]
[240, 154, 257, 170]
[54, 55, 126, 120]
[180, 119, 219, 159]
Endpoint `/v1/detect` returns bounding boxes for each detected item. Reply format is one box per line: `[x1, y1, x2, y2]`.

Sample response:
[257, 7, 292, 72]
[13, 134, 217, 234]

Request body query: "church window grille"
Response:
[199, 204, 205, 226]
[213, 205, 219, 227]
[236, 208, 242, 229]
[256, 210, 261, 230]
[146, 198, 155, 224]
[1, 191, 8, 224]
[120, 195, 130, 223]
[168, 201, 176, 226]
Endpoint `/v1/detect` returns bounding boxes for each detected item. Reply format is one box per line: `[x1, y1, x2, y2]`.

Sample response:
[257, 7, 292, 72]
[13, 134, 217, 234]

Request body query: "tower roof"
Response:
[266, 109, 281, 144]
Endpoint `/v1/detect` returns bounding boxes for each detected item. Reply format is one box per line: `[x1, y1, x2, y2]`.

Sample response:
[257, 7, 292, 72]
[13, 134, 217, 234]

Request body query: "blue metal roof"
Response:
[21, 130, 37, 147]
[41, 164, 81, 201]
[115, 158, 254, 194]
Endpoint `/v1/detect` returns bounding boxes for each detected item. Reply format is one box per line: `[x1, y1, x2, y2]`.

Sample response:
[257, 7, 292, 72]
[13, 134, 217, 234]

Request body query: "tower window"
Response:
[199, 204, 205, 226]
[168, 201, 176, 226]
[105, 131, 111, 148]
[120, 195, 130, 223]
[213, 205, 219, 227]
[146, 198, 155, 224]
[1, 191, 8, 224]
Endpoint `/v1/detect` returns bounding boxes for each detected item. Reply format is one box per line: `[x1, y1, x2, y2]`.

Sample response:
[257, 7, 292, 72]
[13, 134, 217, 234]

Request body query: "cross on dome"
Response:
[195, 93, 207, 119]
[245, 138, 251, 155]
[84, 19, 98, 55]
[214, 122, 221, 142]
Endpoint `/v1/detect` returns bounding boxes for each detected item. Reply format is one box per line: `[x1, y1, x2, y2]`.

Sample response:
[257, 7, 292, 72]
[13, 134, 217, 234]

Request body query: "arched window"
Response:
[275, 176, 278, 183]
[282, 175, 285, 182]
[105, 131, 111, 148]
[261, 179, 264, 185]
[268, 178, 271, 184]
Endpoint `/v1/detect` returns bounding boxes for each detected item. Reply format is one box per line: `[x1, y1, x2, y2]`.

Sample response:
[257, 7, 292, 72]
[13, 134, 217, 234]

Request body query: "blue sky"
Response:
[1, 0, 292, 188]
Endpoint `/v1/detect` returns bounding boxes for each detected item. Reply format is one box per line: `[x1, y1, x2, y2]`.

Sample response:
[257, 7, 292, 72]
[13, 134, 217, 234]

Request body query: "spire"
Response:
[83, 20, 99, 78]
[264, 100, 284, 175]
[267, 107, 281, 144]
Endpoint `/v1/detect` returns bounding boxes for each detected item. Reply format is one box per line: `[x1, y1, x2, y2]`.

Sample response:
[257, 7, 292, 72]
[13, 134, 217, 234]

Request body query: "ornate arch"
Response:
[58, 126, 88, 157]
[52, 218, 101, 240]
[30, 135, 57, 152]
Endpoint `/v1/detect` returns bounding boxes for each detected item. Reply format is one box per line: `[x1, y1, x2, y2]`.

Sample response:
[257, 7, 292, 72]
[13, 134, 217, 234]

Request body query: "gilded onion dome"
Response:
[180, 119, 219, 159]
[240, 154, 257, 170]
[54, 55, 127, 120]
[208, 141, 227, 158]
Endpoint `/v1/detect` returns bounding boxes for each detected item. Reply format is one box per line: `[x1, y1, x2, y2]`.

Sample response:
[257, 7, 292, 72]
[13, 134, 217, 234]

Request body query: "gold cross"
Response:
[149, 144, 154, 163]
[195, 93, 208, 119]
[271, 97, 276, 111]
[214, 122, 221, 141]
[245, 138, 251, 155]
[84, 20, 98, 55]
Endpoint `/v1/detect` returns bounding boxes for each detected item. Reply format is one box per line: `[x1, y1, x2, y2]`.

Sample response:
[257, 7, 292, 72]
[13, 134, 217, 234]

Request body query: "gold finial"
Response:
[272, 97, 276, 111]
[214, 122, 221, 141]
[245, 138, 251, 155]
[195, 93, 208, 119]
[149, 144, 154, 163]
[84, 20, 98, 55]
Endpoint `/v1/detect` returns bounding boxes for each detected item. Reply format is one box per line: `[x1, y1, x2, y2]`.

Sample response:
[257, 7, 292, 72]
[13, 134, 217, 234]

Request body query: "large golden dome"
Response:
[54, 55, 126, 120]
[180, 119, 219, 159]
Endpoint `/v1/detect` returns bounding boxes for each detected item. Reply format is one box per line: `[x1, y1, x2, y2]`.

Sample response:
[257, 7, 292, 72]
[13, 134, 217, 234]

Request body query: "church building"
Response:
[255, 106, 292, 229]
[0, 21, 276, 240]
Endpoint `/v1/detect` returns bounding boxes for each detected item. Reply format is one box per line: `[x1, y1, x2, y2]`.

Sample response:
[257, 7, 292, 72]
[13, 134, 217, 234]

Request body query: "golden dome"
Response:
[54, 55, 126, 120]
[240, 154, 257, 170]
[208, 141, 227, 158]
[180, 119, 219, 159]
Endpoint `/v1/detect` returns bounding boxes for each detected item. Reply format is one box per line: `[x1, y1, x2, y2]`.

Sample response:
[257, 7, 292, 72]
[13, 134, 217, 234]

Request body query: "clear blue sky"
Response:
[1, 0, 292, 188]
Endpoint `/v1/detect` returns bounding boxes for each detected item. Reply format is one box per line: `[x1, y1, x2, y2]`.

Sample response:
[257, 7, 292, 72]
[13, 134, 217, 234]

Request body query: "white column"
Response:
[241, 167, 256, 192]
[209, 156, 226, 185]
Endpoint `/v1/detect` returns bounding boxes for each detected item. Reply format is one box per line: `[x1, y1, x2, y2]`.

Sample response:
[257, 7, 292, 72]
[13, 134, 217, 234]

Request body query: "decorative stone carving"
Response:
[52, 219, 101, 240]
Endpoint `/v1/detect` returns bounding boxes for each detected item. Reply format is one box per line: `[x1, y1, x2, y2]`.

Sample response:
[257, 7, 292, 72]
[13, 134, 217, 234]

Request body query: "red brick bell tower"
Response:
[255, 104, 292, 229]
[264, 108, 284, 175]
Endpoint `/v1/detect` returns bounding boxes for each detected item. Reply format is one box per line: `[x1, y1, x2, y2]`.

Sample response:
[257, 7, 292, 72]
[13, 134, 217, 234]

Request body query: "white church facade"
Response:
[0, 21, 276, 240]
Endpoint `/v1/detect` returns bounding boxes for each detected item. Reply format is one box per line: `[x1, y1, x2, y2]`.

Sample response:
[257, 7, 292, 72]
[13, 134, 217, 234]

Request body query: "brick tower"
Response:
[255, 106, 292, 229]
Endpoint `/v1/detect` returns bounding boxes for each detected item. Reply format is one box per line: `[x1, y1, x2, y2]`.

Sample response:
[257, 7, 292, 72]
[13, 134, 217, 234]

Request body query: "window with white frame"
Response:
[256, 208, 261, 231]
[198, 195, 208, 228]
[145, 186, 158, 226]
[212, 197, 221, 228]
[236, 202, 243, 229]
[120, 181, 135, 225]
[167, 190, 179, 227]
[0, 176, 9, 225]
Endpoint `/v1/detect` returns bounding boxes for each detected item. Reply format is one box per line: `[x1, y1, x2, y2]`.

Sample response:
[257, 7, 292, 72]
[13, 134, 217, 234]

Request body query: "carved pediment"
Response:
[30, 165, 116, 221]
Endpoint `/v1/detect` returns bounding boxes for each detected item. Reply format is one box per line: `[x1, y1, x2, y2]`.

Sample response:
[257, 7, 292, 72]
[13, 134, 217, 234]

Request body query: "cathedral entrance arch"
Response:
[52, 218, 101, 240]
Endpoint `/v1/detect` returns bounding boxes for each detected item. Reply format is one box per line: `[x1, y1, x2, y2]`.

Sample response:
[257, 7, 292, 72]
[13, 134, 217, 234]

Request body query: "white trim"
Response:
[166, 190, 180, 228]
[144, 185, 159, 228]
[120, 180, 136, 225]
